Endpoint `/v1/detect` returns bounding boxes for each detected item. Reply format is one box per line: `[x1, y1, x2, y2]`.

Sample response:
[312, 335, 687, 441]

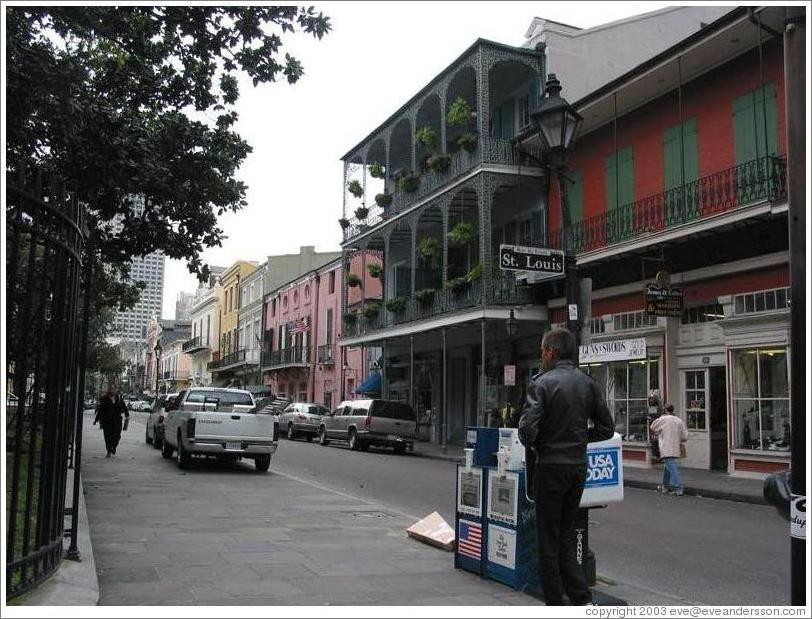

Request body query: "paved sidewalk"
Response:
[412, 442, 766, 504]
[81, 411, 629, 606]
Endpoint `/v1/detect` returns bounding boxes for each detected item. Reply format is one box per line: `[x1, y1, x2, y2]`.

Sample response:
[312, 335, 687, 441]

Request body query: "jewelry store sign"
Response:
[579, 338, 647, 363]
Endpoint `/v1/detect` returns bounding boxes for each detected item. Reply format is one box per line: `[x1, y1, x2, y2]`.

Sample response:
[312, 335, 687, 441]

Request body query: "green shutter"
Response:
[605, 147, 634, 243]
[733, 84, 778, 165]
[663, 119, 699, 224]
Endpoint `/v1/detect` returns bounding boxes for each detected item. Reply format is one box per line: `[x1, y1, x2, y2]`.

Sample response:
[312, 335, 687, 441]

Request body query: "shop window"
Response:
[684, 370, 707, 430]
[681, 303, 725, 324]
[589, 317, 605, 335]
[732, 348, 790, 451]
[329, 271, 336, 294]
[733, 287, 790, 316]
[613, 310, 658, 332]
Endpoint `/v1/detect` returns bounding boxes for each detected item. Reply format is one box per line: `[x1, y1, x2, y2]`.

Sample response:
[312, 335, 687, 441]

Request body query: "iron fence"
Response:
[6, 172, 86, 599]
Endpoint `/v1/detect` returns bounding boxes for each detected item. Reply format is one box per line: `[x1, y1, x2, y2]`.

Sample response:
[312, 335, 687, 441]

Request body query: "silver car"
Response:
[279, 402, 330, 441]
[146, 392, 178, 449]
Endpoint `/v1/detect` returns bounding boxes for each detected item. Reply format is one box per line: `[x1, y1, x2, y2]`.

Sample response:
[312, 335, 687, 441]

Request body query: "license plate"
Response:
[225, 442, 241, 450]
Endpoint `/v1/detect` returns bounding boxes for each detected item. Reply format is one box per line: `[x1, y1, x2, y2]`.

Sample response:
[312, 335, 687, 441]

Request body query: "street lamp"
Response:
[153, 340, 163, 396]
[530, 73, 583, 344]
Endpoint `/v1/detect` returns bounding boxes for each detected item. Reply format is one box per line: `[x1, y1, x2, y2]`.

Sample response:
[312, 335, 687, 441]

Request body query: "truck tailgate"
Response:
[193, 410, 275, 442]
[371, 417, 416, 439]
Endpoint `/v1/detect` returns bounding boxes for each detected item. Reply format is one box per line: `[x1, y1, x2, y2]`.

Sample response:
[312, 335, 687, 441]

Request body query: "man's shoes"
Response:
[657, 485, 668, 493]
[106, 451, 111, 458]
[674, 489, 684, 496]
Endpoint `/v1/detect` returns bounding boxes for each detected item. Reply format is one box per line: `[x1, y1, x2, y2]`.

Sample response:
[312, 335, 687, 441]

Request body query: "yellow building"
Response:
[217, 261, 258, 359]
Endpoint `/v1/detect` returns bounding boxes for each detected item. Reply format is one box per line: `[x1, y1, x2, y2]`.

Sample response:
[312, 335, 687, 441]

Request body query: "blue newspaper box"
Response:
[454, 464, 487, 575]
[483, 468, 540, 593]
[465, 426, 500, 468]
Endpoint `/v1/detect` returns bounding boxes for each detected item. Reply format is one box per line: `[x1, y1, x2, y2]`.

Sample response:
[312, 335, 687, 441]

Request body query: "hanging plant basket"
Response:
[414, 288, 436, 305]
[446, 97, 476, 127]
[427, 154, 451, 174]
[385, 297, 406, 313]
[367, 263, 383, 279]
[375, 193, 393, 208]
[445, 276, 470, 295]
[354, 206, 369, 220]
[448, 222, 476, 247]
[347, 180, 364, 198]
[346, 273, 362, 288]
[344, 312, 357, 324]
[369, 162, 386, 179]
[338, 217, 350, 230]
[415, 126, 439, 149]
[457, 132, 479, 153]
[418, 237, 440, 260]
[397, 173, 420, 193]
[361, 302, 381, 319]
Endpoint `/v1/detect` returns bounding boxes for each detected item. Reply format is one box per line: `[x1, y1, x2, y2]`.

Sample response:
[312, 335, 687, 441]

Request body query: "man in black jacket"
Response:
[93, 387, 130, 457]
[519, 329, 614, 606]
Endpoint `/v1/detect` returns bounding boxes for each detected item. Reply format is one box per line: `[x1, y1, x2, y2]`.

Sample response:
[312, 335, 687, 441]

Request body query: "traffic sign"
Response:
[499, 245, 564, 275]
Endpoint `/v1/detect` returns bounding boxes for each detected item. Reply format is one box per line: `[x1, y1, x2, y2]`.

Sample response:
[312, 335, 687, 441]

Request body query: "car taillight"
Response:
[364, 415, 371, 431]
[187, 418, 196, 438]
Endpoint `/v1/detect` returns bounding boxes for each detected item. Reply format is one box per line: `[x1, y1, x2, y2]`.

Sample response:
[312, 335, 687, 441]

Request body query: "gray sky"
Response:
[162, 0, 676, 317]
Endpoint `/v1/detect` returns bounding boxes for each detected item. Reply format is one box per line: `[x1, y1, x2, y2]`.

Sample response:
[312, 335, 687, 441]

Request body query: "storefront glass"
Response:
[732, 348, 790, 451]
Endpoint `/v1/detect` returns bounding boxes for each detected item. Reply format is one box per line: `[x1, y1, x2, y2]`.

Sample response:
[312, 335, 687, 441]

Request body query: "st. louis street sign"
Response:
[499, 244, 565, 275]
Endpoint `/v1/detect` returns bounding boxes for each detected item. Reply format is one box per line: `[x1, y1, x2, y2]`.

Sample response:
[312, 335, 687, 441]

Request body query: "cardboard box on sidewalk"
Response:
[407, 511, 455, 551]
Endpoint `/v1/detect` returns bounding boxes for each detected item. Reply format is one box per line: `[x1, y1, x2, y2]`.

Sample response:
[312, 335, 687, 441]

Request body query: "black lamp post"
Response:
[531, 73, 584, 346]
[154, 340, 163, 396]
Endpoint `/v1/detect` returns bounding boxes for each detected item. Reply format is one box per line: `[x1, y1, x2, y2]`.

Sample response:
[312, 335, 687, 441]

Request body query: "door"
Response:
[709, 366, 728, 470]
[448, 357, 468, 444]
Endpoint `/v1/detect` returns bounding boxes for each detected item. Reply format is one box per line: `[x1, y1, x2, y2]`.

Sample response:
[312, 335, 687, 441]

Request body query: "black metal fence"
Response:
[6, 172, 86, 599]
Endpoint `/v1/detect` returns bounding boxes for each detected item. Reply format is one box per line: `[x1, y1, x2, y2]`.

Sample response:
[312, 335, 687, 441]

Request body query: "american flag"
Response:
[457, 520, 482, 560]
[290, 317, 310, 334]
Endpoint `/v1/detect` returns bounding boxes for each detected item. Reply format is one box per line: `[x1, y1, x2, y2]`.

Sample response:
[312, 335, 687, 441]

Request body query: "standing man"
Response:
[519, 329, 614, 606]
[650, 403, 688, 495]
[93, 386, 130, 457]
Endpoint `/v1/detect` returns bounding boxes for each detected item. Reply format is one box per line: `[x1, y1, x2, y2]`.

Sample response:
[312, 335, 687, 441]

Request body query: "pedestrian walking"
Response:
[646, 389, 663, 460]
[518, 329, 614, 606]
[93, 387, 130, 457]
[650, 403, 688, 495]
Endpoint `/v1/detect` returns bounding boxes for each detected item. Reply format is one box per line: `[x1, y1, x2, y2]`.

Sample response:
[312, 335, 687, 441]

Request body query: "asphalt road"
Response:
[271, 435, 791, 606]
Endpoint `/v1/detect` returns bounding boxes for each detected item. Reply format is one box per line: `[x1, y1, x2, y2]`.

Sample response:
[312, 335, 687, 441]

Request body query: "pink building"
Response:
[262, 255, 382, 409]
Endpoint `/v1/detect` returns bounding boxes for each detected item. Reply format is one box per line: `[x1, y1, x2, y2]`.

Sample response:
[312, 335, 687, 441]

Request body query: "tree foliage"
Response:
[7, 6, 331, 283]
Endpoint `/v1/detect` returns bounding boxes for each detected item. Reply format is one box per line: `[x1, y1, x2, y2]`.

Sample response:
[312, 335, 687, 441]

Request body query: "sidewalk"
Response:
[81, 412, 630, 606]
[412, 443, 766, 505]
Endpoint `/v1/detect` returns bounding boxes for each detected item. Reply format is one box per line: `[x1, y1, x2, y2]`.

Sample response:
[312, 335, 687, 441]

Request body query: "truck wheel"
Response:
[305, 434, 313, 442]
[161, 439, 174, 459]
[177, 433, 192, 470]
[318, 426, 330, 446]
[145, 424, 153, 444]
[393, 444, 406, 455]
[287, 423, 297, 441]
[348, 429, 359, 451]
[255, 454, 271, 472]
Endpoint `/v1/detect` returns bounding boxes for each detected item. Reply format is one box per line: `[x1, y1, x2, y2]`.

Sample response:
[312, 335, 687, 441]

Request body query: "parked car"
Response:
[279, 402, 330, 441]
[161, 388, 277, 471]
[318, 399, 417, 454]
[146, 392, 178, 448]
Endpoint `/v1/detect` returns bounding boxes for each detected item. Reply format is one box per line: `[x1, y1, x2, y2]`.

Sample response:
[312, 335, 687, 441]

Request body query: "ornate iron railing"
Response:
[548, 156, 787, 254]
[182, 336, 209, 353]
[342, 139, 544, 242]
[317, 344, 334, 364]
[207, 349, 251, 371]
[262, 346, 310, 369]
[6, 173, 87, 599]
[342, 275, 534, 338]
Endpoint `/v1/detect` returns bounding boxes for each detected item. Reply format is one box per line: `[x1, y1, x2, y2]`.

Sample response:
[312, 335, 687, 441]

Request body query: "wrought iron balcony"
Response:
[160, 370, 190, 382]
[318, 344, 334, 365]
[208, 349, 259, 372]
[342, 275, 534, 339]
[261, 346, 310, 370]
[548, 155, 787, 255]
[183, 336, 209, 354]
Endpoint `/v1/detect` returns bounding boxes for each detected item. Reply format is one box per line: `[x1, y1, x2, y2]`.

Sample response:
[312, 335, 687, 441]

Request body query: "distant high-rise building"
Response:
[175, 291, 196, 321]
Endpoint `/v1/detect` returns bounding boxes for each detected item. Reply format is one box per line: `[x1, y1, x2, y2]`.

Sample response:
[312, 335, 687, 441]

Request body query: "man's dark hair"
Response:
[541, 328, 577, 362]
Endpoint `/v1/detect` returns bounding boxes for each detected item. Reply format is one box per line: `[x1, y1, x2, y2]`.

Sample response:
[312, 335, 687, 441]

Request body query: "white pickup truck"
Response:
[161, 387, 278, 471]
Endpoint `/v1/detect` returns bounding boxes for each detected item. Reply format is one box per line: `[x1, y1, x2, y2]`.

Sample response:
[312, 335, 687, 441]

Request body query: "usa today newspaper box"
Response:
[479, 432, 624, 592]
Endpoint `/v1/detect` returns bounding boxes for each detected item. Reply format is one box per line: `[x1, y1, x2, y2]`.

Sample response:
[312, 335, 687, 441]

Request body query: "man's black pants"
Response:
[534, 463, 591, 605]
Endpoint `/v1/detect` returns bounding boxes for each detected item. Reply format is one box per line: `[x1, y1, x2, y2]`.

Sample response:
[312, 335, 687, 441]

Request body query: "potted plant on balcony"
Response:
[344, 312, 357, 325]
[416, 126, 439, 149]
[445, 276, 470, 296]
[457, 132, 479, 153]
[427, 153, 451, 174]
[418, 237, 440, 261]
[397, 172, 420, 193]
[367, 263, 383, 279]
[346, 273, 362, 288]
[414, 288, 436, 306]
[354, 205, 369, 219]
[347, 179, 364, 198]
[466, 262, 482, 283]
[338, 217, 350, 230]
[386, 296, 406, 313]
[375, 193, 393, 208]
[446, 97, 476, 127]
[448, 222, 475, 246]
[361, 302, 381, 319]
[369, 162, 386, 179]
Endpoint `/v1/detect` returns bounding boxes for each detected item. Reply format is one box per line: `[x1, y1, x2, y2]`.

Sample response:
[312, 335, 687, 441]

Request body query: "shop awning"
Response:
[354, 372, 381, 396]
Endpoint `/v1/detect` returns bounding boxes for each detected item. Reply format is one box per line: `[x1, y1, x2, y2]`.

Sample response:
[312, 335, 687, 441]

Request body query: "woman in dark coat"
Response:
[93, 388, 130, 457]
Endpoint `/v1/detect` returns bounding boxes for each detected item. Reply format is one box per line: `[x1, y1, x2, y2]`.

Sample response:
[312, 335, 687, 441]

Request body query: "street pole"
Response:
[783, 5, 806, 606]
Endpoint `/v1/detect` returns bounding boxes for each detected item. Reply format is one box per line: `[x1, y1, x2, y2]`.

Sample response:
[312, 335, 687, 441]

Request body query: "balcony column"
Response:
[384, 134, 392, 195]
[381, 339, 387, 399]
[342, 160, 348, 220]
[478, 174, 493, 302]
[410, 222, 417, 296]
[439, 84, 448, 154]
[441, 200, 450, 284]
[409, 114, 417, 173]
[476, 51, 490, 164]
[409, 335, 414, 408]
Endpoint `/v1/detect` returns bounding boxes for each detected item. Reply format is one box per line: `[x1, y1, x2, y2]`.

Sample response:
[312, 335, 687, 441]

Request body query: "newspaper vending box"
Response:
[454, 464, 487, 575]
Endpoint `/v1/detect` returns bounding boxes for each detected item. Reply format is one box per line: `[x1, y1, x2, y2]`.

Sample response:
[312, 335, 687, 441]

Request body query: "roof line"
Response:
[340, 38, 543, 161]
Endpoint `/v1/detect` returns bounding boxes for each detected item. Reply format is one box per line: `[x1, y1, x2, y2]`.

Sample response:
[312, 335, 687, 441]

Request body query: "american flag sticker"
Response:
[457, 519, 482, 560]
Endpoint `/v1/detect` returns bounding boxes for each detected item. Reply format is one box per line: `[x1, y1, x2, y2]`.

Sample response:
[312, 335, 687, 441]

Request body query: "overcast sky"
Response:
[161, 0, 680, 317]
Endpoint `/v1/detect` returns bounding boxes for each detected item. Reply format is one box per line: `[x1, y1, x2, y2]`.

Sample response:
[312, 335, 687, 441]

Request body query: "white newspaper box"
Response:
[580, 432, 624, 508]
[497, 428, 525, 471]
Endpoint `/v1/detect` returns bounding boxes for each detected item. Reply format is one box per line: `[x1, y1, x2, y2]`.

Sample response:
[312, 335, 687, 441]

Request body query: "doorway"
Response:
[709, 366, 728, 470]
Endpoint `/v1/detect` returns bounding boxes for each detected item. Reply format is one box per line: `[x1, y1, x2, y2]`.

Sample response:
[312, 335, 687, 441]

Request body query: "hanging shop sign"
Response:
[579, 338, 647, 364]
[499, 244, 565, 275]
[645, 283, 683, 317]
